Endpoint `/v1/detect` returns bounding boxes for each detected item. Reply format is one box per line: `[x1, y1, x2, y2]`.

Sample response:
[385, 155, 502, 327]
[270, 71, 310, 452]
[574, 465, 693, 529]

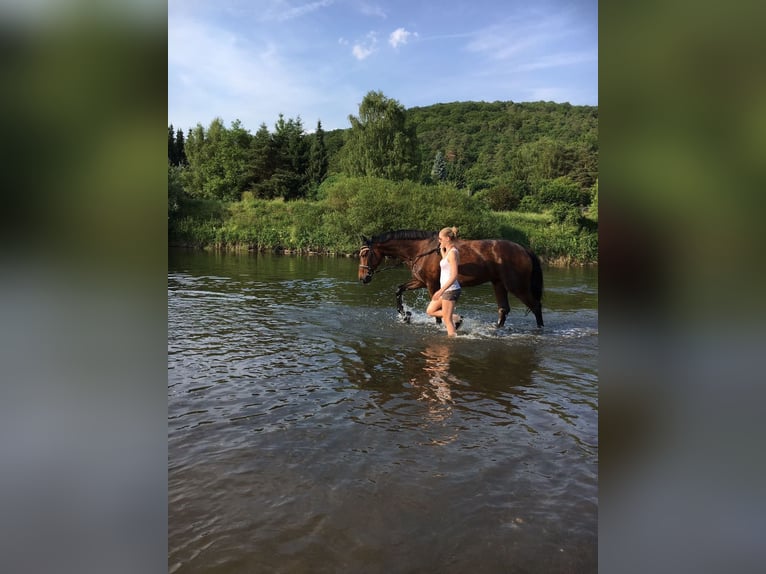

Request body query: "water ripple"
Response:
[168, 255, 598, 573]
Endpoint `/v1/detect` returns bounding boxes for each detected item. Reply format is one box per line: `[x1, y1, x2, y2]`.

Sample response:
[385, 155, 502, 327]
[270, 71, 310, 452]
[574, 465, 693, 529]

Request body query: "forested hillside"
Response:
[168, 91, 598, 263]
[408, 101, 598, 195]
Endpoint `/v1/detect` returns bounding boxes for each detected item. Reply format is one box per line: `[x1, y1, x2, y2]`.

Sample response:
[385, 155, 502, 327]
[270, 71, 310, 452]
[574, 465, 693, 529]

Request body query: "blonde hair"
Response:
[439, 226, 459, 240]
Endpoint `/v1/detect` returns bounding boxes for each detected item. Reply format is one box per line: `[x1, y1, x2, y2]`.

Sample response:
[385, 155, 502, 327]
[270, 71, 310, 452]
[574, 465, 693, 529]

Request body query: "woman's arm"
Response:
[446, 248, 459, 287]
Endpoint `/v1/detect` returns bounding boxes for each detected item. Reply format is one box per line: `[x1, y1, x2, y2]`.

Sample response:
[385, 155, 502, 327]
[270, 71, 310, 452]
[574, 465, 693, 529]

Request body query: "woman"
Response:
[426, 227, 463, 336]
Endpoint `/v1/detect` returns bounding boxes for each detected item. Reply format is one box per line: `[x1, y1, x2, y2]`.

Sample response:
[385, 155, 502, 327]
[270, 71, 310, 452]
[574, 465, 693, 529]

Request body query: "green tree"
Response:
[249, 122, 277, 198]
[182, 118, 252, 201]
[175, 127, 187, 165]
[273, 114, 309, 200]
[168, 124, 176, 164]
[341, 91, 419, 180]
[168, 163, 184, 218]
[307, 120, 328, 197]
[249, 115, 309, 200]
[431, 151, 446, 181]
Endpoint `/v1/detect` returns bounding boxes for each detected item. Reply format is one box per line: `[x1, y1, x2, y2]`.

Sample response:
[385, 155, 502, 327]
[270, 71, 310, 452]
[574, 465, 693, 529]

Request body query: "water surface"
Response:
[169, 250, 598, 573]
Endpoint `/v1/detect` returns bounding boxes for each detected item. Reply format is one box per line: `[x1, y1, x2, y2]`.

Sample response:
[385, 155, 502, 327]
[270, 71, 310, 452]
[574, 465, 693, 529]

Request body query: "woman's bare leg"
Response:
[426, 299, 443, 318]
[441, 299, 457, 336]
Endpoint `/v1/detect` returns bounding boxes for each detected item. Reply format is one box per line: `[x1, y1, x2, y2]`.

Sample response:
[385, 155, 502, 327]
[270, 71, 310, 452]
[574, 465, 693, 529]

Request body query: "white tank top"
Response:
[439, 248, 460, 291]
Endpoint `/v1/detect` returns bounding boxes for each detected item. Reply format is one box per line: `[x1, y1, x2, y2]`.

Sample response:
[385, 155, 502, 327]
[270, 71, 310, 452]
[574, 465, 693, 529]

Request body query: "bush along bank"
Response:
[169, 176, 597, 264]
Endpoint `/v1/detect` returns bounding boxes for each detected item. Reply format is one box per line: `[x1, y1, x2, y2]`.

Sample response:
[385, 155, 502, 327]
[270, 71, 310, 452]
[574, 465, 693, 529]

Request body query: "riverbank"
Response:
[168, 178, 598, 265]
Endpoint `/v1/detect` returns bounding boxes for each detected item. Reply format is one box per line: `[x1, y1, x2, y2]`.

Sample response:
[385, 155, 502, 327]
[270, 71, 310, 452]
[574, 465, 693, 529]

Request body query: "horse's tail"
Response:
[527, 248, 543, 303]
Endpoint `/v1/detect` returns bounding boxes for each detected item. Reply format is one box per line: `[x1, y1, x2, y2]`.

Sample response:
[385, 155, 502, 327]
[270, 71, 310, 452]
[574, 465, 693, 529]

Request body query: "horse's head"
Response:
[358, 236, 380, 284]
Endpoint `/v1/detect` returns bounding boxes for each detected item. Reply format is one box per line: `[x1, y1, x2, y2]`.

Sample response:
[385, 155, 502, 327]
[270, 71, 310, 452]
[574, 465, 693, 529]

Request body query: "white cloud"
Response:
[257, 0, 335, 22]
[352, 44, 374, 60]
[515, 50, 596, 72]
[465, 10, 582, 61]
[351, 31, 377, 60]
[356, 2, 387, 18]
[389, 27, 416, 48]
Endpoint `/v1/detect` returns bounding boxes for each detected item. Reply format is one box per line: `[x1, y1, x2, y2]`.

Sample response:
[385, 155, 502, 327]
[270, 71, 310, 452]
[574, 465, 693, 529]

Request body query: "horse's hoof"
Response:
[402, 311, 412, 323]
[454, 315, 463, 330]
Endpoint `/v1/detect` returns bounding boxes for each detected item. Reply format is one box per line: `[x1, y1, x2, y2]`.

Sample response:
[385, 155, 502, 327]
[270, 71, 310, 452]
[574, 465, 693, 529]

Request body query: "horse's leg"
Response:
[518, 249, 544, 328]
[492, 282, 511, 327]
[395, 284, 412, 322]
[396, 279, 426, 322]
[512, 289, 544, 328]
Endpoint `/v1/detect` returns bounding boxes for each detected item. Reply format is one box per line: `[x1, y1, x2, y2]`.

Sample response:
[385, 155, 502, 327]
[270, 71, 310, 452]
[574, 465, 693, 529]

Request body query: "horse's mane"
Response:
[370, 229, 437, 243]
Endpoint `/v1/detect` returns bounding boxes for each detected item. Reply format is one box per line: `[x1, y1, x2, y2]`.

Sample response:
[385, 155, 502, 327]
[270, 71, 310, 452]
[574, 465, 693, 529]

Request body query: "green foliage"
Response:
[183, 118, 253, 201]
[409, 100, 598, 195]
[495, 210, 597, 264]
[473, 179, 528, 211]
[340, 91, 419, 180]
[321, 177, 499, 242]
[168, 163, 184, 217]
[249, 114, 312, 201]
[170, 176, 505, 254]
[431, 151, 447, 181]
[517, 194, 544, 213]
[537, 176, 588, 206]
[168, 125, 187, 166]
[585, 180, 598, 222]
[306, 120, 329, 198]
[169, 98, 598, 263]
[549, 202, 583, 226]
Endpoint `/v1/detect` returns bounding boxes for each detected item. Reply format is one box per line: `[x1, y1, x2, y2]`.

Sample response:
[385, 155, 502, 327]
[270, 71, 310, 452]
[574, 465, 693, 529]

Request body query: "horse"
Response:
[358, 229, 544, 328]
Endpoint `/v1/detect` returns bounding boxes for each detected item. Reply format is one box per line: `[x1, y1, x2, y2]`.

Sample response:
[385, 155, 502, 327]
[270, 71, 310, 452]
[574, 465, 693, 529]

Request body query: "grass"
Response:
[169, 179, 597, 264]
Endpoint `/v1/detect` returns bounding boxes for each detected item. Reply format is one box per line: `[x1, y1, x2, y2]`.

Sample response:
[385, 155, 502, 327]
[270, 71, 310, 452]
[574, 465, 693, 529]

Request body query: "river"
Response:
[168, 249, 598, 573]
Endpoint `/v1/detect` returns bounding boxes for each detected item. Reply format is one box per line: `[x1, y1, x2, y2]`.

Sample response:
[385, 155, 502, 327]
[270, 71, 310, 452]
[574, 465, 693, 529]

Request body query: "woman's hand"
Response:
[432, 289, 443, 300]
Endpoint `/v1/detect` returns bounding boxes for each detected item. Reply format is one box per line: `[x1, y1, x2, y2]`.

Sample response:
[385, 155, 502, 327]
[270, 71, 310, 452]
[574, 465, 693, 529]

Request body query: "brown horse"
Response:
[358, 229, 544, 327]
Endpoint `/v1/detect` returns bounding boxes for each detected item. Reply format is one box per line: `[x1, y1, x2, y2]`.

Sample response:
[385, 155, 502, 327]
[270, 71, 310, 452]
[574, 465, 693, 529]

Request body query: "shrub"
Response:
[549, 202, 582, 226]
[518, 194, 543, 213]
[536, 176, 584, 207]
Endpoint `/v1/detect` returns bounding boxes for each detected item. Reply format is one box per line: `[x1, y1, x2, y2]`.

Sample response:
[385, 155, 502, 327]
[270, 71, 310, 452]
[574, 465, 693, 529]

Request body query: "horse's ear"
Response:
[360, 235, 370, 245]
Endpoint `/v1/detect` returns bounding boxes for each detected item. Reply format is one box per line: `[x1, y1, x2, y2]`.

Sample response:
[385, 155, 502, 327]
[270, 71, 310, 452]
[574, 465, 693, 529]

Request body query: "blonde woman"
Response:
[426, 227, 463, 336]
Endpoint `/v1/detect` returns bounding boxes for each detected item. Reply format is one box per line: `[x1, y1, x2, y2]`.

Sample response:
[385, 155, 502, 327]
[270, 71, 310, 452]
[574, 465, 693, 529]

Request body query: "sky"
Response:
[168, 0, 597, 133]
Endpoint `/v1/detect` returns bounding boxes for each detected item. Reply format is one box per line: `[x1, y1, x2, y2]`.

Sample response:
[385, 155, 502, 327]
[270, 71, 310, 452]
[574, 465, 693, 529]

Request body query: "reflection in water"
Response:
[169, 252, 598, 573]
[407, 341, 463, 444]
[411, 341, 460, 405]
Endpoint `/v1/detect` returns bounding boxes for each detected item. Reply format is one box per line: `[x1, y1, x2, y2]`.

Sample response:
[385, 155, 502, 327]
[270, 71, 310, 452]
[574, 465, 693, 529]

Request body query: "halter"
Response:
[359, 244, 440, 280]
[357, 246, 371, 273]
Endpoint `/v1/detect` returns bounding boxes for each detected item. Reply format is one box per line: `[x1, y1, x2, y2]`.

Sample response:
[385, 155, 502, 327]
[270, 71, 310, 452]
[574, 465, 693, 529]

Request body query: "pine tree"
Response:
[168, 124, 176, 164]
[175, 128, 187, 165]
[250, 123, 277, 198]
[275, 115, 308, 200]
[431, 151, 446, 181]
[307, 120, 328, 196]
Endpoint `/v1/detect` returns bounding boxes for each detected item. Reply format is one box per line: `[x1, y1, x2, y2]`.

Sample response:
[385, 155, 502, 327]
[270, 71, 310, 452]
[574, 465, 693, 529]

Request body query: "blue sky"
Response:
[168, 0, 597, 133]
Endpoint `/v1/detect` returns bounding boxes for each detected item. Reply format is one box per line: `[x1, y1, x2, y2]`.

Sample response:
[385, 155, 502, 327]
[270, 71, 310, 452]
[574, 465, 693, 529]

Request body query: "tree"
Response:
[168, 124, 176, 164]
[340, 91, 419, 180]
[182, 118, 252, 200]
[249, 122, 277, 198]
[175, 127, 187, 165]
[249, 114, 309, 200]
[307, 120, 328, 197]
[431, 151, 446, 182]
[273, 114, 308, 200]
[168, 163, 184, 218]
